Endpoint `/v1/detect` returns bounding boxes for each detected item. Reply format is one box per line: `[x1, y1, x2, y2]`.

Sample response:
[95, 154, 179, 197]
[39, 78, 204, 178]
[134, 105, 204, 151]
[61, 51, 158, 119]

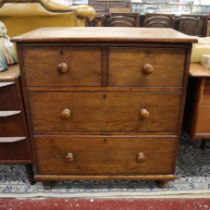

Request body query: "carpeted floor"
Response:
[0, 133, 209, 197]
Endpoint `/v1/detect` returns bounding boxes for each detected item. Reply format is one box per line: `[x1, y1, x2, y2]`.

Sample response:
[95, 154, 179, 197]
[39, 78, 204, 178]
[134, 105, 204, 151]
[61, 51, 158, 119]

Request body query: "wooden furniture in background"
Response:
[176, 15, 209, 37]
[106, 13, 139, 27]
[0, 65, 33, 183]
[90, 4, 208, 37]
[143, 14, 175, 28]
[13, 27, 196, 186]
[184, 63, 210, 148]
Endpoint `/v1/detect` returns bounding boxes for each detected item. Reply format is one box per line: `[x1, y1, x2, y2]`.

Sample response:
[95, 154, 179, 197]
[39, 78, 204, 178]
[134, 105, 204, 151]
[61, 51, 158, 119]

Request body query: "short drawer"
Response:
[30, 91, 181, 134]
[109, 47, 185, 87]
[35, 135, 176, 175]
[0, 137, 30, 161]
[0, 82, 21, 110]
[0, 111, 26, 136]
[23, 47, 102, 87]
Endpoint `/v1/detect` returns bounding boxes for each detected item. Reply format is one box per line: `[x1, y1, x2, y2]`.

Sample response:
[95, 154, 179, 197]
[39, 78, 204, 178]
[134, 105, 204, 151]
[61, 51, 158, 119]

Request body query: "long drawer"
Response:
[35, 135, 177, 175]
[22, 47, 102, 87]
[29, 91, 181, 134]
[109, 47, 185, 87]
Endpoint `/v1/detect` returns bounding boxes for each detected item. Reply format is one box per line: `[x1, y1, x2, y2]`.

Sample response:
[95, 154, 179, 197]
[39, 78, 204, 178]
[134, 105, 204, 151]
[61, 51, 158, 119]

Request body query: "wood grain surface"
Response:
[12, 27, 197, 43]
[189, 63, 210, 78]
[35, 135, 177, 175]
[23, 47, 102, 87]
[29, 91, 181, 134]
[109, 47, 185, 87]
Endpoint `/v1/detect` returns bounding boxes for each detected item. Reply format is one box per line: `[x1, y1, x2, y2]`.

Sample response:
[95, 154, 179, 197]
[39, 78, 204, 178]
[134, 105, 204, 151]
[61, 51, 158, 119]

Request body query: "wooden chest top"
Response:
[12, 27, 197, 44]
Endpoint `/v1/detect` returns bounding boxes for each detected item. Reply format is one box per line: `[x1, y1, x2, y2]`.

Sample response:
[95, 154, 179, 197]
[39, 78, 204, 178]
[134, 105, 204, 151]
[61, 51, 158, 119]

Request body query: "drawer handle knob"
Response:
[57, 62, 68, 73]
[143, 64, 154, 74]
[137, 152, 145, 163]
[65, 152, 74, 162]
[140, 108, 150, 119]
[61, 108, 71, 120]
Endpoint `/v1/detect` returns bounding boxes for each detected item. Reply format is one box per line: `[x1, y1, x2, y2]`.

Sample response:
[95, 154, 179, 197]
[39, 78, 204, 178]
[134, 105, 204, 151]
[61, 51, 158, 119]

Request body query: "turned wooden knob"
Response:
[57, 62, 68, 73]
[60, 108, 71, 120]
[137, 152, 145, 163]
[142, 64, 154, 74]
[140, 108, 150, 120]
[65, 152, 74, 162]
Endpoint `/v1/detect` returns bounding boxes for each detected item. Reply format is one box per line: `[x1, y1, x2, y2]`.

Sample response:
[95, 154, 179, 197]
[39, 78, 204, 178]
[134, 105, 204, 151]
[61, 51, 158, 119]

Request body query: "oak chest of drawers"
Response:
[13, 27, 196, 184]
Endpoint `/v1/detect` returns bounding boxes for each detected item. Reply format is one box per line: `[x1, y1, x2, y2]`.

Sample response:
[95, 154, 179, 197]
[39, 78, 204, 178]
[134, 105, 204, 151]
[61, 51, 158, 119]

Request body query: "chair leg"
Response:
[25, 164, 35, 185]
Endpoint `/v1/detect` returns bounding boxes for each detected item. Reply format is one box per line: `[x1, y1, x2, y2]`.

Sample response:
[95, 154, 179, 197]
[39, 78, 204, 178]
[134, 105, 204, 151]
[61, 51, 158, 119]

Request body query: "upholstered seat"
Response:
[0, 0, 96, 37]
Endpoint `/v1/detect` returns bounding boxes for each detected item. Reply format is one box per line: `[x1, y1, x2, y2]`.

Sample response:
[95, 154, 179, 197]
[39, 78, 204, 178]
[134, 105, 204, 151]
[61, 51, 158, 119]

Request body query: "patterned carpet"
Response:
[0, 133, 210, 197]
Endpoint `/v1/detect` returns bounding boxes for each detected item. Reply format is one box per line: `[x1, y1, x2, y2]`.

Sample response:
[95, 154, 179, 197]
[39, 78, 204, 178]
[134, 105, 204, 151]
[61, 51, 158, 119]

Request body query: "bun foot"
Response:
[156, 180, 169, 188]
[25, 164, 35, 185]
[42, 181, 56, 190]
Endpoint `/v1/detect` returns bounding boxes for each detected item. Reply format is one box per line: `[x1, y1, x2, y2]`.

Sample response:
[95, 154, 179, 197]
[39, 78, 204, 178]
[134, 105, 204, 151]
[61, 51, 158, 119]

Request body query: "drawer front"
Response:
[35, 136, 176, 175]
[109, 47, 185, 87]
[0, 139, 30, 161]
[0, 113, 26, 136]
[202, 79, 210, 105]
[0, 82, 20, 110]
[30, 91, 180, 133]
[23, 47, 102, 87]
[196, 105, 210, 133]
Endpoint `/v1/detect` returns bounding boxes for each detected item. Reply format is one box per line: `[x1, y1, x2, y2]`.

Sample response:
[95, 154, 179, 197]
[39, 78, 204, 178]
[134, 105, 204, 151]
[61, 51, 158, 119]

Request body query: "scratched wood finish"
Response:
[29, 91, 180, 133]
[13, 28, 195, 182]
[35, 136, 176, 175]
[109, 47, 185, 87]
[23, 47, 102, 87]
